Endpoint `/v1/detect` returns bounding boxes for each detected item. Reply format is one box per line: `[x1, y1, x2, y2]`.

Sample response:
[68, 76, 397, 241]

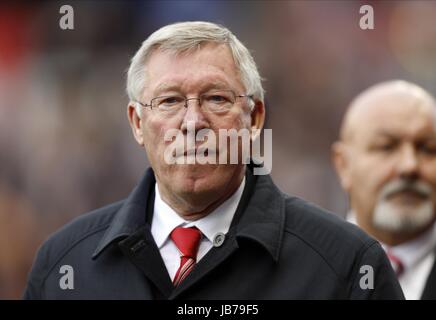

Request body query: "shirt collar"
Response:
[386, 223, 436, 270]
[346, 210, 357, 224]
[151, 178, 246, 248]
[346, 211, 436, 269]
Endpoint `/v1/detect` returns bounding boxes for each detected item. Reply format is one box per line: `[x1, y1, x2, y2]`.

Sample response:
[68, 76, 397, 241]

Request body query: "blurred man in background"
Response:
[333, 80, 436, 299]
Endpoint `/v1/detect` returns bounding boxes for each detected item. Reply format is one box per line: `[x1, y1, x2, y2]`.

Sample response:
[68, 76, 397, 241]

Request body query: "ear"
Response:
[331, 141, 352, 192]
[127, 102, 144, 146]
[250, 100, 265, 141]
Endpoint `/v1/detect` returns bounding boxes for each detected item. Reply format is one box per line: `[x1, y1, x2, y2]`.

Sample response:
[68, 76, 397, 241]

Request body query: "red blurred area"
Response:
[0, 5, 35, 72]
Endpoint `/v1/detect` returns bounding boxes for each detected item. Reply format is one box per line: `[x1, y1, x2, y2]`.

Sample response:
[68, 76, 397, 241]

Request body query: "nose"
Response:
[180, 98, 210, 134]
[397, 144, 419, 180]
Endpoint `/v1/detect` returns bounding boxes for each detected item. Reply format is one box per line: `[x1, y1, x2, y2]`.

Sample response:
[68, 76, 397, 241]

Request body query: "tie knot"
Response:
[170, 227, 202, 259]
[387, 250, 405, 277]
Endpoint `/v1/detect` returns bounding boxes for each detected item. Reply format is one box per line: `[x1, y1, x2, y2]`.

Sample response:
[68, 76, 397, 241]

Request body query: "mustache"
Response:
[182, 147, 217, 157]
[380, 179, 432, 199]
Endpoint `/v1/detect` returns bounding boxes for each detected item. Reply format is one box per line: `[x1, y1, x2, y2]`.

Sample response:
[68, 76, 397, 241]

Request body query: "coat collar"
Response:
[232, 166, 286, 262]
[92, 165, 286, 262]
[92, 168, 156, 259]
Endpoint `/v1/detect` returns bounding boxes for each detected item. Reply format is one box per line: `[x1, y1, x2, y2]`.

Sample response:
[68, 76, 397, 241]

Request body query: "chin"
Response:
[160, 162, 242, 196]
[169, 165, 214, 187]
[373, 200, 435, 233]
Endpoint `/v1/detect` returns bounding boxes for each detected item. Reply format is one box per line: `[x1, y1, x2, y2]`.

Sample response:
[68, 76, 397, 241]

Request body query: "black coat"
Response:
[24, 167, 404, 299]
[421, 250, 436, 299]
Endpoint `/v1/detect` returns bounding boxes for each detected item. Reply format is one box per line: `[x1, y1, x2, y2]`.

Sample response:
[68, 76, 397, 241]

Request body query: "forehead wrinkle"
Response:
[340, 81, 436, 144]
[145, 43, 243, 98]
[340, 103, 436, 146]
[155, 79, 231, 93]
[151, 72, 241, 99]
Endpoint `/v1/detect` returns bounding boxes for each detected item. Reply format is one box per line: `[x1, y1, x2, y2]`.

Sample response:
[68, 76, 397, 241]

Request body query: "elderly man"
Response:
[332, 80, 436, 299]
[24, 22, 402, 299]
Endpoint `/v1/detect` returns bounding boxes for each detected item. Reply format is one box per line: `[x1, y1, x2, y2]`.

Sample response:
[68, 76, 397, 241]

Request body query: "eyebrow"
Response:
[372, 130, 436, 142]
[372, 131, 398, 139]
[153, 81, 232, 96]
[153, 83, 180, 95]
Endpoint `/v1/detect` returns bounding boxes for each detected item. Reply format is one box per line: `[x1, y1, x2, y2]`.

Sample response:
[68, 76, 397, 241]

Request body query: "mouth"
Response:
[182, 148, 217, 157]
[386, 189, 429, 203]
[183, 149, 196, 157]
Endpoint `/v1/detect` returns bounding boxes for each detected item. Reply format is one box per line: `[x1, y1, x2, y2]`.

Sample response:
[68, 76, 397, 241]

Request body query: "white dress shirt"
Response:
[151, 178, 245, 281]
[347, 212, 436, 300]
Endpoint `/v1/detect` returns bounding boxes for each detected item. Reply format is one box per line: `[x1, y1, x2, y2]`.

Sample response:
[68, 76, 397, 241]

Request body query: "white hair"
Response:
[126, 21, 264, 115]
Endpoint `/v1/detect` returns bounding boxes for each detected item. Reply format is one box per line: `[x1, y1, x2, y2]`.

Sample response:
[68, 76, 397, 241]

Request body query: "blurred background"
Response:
[1, 0, 436, 299]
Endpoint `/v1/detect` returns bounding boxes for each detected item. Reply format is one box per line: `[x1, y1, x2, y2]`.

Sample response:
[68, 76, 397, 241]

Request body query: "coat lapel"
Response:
[118, 225, 174, 298]
[169, 233, 240, 299]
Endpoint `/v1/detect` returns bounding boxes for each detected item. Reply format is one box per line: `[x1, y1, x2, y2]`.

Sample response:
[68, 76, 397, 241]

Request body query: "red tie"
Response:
[170, 227, 202, 286]
[387, 250, 404, 277]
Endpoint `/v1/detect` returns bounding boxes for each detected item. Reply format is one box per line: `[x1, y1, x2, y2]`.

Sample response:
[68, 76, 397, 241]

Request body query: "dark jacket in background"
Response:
[422, 251, 436, 299]
[24, 167, 404, 299]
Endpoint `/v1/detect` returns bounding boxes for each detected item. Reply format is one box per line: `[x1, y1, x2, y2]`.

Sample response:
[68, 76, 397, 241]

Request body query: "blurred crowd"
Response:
[1, 0, 436, 299]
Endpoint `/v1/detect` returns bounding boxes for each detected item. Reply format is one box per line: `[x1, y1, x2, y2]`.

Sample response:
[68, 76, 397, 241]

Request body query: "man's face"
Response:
[336, 91, 436, 238]
[128, 43, 263, 213]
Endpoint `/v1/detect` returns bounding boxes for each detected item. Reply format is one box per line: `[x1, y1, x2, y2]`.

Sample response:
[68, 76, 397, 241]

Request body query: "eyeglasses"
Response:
[135, 90, 253, 115]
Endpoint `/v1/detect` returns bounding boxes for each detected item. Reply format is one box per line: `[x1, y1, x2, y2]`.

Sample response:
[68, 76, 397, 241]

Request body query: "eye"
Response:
[380, 144, 396, 151]
[205, 93, 231, 104]
[159, 96, 184, 106]
[371, 142, 397, 152]
[419, 143, 436, 155]
[152, 96, 185, 112]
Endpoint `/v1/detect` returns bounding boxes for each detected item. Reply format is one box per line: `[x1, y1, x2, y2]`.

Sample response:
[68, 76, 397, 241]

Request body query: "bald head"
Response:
[333, 80, 436, 246]
[340, 80, 436, 143]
